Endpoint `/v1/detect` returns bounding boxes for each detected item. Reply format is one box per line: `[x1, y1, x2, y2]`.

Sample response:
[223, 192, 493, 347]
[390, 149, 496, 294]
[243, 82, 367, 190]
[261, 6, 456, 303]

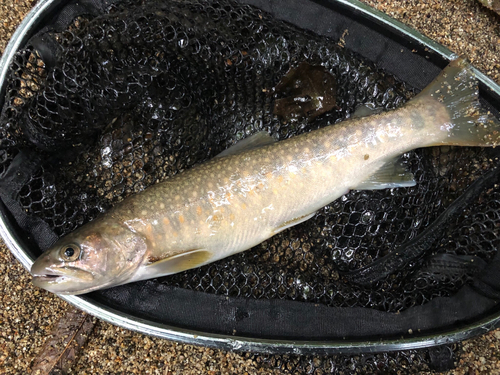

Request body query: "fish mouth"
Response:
[32, 268, 110, 295]
[31, 267, 94, 284]
[33, 274, 63, 282]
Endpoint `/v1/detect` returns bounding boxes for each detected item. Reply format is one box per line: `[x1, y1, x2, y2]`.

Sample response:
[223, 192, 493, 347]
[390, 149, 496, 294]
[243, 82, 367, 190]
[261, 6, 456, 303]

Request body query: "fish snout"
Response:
[31, 251, 57, 278]
[31, 254, 67, 288]
[31, 251, 94, 293]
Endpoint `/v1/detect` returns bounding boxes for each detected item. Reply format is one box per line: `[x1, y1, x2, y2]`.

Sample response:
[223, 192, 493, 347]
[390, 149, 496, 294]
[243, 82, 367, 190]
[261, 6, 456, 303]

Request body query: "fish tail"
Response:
[415, 57, 500, 147]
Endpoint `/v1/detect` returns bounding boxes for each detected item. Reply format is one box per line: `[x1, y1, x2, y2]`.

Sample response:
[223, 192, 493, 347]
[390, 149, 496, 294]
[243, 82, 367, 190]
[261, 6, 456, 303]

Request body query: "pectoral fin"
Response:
[353, 157, 415, 190]
[144, 249, 213, 277]
[273, 212, 316, 234]
[216, 131, 275, 158]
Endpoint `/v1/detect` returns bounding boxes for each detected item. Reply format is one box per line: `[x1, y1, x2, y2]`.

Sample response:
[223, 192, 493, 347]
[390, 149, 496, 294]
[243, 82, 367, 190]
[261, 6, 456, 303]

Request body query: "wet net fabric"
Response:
[1, 0, 500, 361]
[247, 344, 459, 374]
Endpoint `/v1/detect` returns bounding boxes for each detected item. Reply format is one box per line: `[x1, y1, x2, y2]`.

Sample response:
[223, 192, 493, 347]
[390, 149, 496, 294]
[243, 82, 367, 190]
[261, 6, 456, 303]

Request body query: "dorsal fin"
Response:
[351, 104, 384, 119]
[216, 131, 275, 158]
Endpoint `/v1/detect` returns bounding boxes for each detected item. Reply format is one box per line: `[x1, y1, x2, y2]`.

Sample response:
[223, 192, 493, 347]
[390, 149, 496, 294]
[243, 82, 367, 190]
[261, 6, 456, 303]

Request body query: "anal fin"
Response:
[273, 212, 316, 234]
[353, 157, 415, 190]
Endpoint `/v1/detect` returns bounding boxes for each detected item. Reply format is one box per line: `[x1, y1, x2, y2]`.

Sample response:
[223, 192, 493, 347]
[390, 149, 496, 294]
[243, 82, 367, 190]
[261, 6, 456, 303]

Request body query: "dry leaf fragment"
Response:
[273, 62, 337, 123]
[31, 306, 95, 375]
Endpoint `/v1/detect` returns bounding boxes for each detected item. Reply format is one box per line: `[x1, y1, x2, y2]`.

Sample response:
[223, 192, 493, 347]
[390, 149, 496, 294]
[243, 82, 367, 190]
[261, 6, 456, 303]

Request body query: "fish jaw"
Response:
[31, 251, 96, 295]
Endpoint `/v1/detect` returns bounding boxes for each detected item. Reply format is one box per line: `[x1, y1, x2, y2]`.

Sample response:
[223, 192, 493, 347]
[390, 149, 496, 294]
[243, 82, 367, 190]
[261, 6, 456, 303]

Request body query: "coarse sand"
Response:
[1, 0, 499, 373]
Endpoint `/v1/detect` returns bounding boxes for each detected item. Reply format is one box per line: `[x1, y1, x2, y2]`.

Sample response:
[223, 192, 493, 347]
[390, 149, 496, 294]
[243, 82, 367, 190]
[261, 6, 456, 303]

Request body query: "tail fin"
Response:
[415, 57, 500, 147]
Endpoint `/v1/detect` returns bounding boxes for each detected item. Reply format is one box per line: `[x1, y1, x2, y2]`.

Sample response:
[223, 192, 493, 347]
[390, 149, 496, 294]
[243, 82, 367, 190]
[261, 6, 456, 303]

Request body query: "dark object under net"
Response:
[1, 0, 500, 368]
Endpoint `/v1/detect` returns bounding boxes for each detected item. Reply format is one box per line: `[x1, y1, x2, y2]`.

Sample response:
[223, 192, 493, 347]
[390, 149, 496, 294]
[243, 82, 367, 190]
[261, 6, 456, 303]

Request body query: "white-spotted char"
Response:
[31, 58, 500, 295]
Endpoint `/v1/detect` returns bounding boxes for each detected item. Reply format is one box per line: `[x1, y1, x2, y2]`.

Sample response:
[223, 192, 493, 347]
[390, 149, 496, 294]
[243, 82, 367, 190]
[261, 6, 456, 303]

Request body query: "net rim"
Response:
[1, 0, 500, 354]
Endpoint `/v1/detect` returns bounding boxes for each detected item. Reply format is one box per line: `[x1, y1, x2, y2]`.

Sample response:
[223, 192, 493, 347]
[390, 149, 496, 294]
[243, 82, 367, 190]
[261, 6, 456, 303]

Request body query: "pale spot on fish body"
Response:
[146, 224, 153, 237]
[288, 164, 298, 174]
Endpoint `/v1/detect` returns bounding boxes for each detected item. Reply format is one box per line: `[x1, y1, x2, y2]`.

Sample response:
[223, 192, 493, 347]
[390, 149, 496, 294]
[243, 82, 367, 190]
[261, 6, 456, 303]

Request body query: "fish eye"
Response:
[60, 244, 81, 262]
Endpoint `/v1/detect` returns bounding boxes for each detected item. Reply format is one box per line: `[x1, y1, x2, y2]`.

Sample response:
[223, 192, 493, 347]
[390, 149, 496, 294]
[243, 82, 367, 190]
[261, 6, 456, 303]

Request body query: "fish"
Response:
[31, 58, 500, 295]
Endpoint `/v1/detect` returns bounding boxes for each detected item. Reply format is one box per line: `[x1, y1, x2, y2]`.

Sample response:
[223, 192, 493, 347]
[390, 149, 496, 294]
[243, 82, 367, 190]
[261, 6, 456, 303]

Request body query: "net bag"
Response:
[1, 0, 500, 368]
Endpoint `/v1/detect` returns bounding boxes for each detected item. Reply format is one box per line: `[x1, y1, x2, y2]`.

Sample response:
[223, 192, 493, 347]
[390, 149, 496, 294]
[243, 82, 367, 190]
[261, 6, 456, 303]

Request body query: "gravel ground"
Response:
[1, 0, 500, 374]
[362, 0, 500, 83]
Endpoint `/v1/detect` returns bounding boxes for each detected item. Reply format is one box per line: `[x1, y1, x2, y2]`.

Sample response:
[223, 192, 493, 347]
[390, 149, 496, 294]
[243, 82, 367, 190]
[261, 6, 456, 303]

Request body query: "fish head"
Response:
[31, 219, 148, 295]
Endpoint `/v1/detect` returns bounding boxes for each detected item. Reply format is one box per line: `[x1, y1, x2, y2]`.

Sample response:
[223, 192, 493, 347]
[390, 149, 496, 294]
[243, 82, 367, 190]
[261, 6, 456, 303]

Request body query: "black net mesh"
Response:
[1, 0, 499, 312]
[250, 343, 459, 374]
[1, 1, 499, 369]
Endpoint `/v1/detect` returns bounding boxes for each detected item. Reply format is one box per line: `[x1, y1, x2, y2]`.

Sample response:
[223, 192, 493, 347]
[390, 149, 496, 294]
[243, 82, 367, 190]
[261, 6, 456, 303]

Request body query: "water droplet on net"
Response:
[361, 211, 373, 224]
